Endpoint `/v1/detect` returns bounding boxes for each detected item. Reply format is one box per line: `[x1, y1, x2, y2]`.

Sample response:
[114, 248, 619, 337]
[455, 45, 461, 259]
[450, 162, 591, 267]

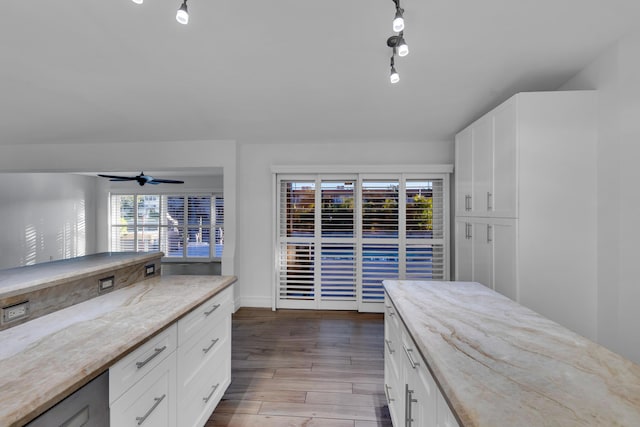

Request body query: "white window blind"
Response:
[276, 174, 449, 312]
[109, 193, 223, 260]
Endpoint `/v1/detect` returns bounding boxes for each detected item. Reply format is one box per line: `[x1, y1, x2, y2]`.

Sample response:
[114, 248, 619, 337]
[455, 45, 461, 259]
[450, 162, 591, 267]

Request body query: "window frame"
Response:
[108, 191, 224, 262]
[274, 171, 450, 313]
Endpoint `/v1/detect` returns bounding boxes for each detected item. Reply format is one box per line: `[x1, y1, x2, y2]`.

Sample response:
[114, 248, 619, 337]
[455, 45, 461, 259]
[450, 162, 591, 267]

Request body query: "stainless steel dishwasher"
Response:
[26, 371, 109, 427]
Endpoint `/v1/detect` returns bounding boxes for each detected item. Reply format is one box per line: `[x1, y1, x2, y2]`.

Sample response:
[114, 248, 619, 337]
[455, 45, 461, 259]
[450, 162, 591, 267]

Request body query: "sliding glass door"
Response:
[276, 174, 448, 312]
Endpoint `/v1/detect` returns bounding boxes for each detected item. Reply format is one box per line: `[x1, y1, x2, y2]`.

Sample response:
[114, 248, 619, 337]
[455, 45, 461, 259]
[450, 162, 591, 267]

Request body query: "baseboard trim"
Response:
[237, 296, 272, 309]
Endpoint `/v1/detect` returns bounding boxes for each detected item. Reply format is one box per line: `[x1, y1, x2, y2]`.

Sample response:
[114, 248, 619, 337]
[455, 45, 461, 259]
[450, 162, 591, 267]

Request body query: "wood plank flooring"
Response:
[206, 308, 392, 427]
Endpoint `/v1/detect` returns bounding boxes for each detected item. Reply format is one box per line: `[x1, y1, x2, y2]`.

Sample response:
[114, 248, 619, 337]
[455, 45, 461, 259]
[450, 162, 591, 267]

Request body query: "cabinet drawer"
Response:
[110, 351, 176, 427]
[109, 323, 177, 404]
[178, 287, 232, 346]
[177, 314, 231, 395]
[178, 347, 231, 427]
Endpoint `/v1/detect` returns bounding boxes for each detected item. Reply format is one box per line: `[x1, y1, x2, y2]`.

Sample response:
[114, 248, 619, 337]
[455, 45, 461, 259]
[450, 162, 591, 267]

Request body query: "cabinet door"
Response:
[493, 99, 517, 218]
[492, 219, 517, 301]
[454, 219, 473, 281]
[455, 128, 473, 216]
[471, 116, 493, 215]
[406, 362, 437, 427]
[472, 221, 493, 289]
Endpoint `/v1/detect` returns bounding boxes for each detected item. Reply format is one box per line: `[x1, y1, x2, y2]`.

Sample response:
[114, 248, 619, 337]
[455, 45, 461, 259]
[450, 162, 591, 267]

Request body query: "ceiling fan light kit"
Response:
[388, 0, 409, 84]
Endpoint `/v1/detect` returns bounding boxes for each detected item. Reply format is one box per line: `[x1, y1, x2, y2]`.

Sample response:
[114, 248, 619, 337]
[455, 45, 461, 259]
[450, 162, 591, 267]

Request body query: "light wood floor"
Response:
[206, 308, 392, 427]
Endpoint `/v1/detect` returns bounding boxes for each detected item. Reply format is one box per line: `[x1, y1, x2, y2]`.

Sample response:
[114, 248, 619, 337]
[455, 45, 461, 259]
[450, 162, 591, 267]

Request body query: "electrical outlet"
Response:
[99, 276, 115, 293]
[2, 301, 29, 323]
[145, 264, 155, 277]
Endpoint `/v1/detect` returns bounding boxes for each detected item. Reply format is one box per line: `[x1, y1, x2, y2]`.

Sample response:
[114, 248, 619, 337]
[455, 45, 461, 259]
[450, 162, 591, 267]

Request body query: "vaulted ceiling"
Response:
[2, 1, 640, 146]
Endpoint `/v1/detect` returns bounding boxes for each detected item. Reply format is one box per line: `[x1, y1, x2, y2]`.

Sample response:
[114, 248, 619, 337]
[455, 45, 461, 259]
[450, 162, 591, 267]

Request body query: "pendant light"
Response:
[131, 0, 143, 4]
[176, 0, 189, 25]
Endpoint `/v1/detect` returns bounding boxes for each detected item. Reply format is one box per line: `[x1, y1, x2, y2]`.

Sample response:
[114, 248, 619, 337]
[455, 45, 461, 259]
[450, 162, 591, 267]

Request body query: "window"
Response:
[276, 174, 449, 312]
[109, 193, 223, 260]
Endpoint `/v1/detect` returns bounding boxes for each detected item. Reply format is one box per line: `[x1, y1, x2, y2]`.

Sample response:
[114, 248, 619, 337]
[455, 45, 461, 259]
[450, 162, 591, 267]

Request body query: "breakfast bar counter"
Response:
[0, 274, 236, 426]
[383, 280, 640, 426]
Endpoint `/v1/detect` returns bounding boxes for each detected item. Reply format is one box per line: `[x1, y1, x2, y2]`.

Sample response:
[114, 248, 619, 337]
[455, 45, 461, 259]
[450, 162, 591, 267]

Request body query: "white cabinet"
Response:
[177, 286, 233, 427]
[454, 91, 598, 339]
[455, 218, 517, 299]
[454, 127, 473, 216]
[385, 295, 459, 427]
[110, 351, 177, 427]
[110, 285, 234, 427]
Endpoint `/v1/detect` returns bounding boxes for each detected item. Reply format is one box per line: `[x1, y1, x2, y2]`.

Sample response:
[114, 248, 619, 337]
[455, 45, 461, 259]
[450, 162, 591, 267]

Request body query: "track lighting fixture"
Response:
[131, 0, 192, 24]
[390, 55, 400, 84]
[176, 0, 189, 25]
[386, 0, 409, 84]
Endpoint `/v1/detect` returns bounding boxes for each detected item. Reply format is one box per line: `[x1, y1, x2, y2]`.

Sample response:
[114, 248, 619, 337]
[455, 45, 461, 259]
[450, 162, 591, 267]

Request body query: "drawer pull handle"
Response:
[405, 385, 417, 426]
[402, 344, 419, 369]
[203, 338, 220, 354]
[385, 339, 395, 354]
[204, 304, 221, 316]
[203, 383, 220, 403]
[384, 384, 394, 403]
[136, 346, 167, 369]
[385, 305, 395, 317]
[136, 394, 166, 425]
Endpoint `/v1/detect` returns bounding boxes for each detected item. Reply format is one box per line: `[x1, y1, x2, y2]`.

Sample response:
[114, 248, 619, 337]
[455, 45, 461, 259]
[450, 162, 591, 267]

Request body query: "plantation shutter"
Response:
[275, 173, 449, 312]
[405, 179, 446, 280]
[320, 181, 356, 306]
[277, 180, 316, 307]
[361, 180, 399, 303]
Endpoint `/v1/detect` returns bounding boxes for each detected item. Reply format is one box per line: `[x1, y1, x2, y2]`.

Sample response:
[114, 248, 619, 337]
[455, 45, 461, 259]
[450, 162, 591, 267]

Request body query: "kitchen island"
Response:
[383, 280, 640, 426]
[0, 254, 236, 426]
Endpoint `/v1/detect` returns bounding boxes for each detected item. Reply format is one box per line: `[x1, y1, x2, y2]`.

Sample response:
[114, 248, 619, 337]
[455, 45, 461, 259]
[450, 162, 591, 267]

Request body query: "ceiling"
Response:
[2, 1, 640, 146]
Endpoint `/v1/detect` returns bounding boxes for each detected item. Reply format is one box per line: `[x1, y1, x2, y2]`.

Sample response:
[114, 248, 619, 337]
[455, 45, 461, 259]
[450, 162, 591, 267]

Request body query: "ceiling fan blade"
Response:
[97, 174, 137, 180]
[110, 178, 137, 182]
[149, 178, 185, 184]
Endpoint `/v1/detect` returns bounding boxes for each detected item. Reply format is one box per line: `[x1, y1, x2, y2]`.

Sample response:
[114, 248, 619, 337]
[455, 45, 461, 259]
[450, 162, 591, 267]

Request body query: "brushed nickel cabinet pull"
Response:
[136, 394, 165, 425]
[385, 339, 395, 354]
[402, 344, 419, 369]
[487, 224, 493, 243]
[487, 191, 493, 210]
[202, 338, 220, 354]
[136, 346, 167, 369]
[204, 304, 221, 316]
[384, 384, 394, 403]
[203, 383, 220, 403]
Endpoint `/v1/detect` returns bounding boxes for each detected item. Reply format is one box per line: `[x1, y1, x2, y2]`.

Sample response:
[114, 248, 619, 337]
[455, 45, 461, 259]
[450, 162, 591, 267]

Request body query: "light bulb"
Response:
[393, 9, 404, 32]
[176, 2, 189, 24]
[397, 39, 409, 57]
[131, 0, 143, 4]
[390, 67, 400, 84]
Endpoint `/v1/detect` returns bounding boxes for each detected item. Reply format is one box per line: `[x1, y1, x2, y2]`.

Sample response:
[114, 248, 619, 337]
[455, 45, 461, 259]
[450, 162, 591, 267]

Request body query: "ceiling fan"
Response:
[97, 171, 184, 186]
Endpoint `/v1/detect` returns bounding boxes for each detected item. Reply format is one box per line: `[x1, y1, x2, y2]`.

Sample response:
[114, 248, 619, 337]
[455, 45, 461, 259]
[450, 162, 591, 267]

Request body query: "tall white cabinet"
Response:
[454, 91, 598, 340]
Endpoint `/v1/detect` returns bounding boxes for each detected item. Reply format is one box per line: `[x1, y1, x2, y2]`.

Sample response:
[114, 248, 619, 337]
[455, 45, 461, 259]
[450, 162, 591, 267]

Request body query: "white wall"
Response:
[561, 30, 640, 364]
[235, 140, 454, 308]
[0, 173, 97, 269]
[0, 140, 237, 276]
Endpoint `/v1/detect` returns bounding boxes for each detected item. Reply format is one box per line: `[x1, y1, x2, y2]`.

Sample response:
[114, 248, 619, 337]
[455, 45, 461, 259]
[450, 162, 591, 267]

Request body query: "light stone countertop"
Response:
[383, 280, 640, 427]
[0, 252, 161, 298]
[0, 274, 236, 427]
